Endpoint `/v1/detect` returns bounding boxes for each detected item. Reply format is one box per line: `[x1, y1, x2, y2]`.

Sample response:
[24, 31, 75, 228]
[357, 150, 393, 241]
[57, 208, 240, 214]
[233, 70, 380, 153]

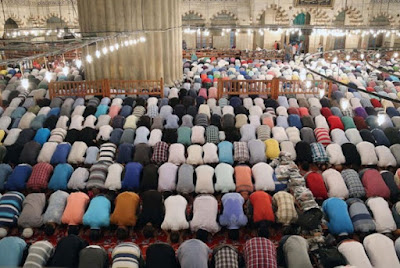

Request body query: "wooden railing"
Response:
[109, 79, 163, 97]
[49, 79, 108, 99]
[49, 78, 163, 99]
[217, 78, 333, 99]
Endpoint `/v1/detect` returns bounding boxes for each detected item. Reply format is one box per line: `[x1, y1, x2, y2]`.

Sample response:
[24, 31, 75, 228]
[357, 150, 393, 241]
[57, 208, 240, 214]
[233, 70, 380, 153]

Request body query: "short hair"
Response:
[89, 229, 101, 241]
[228, 229, 239, 240]
[196, 229, 209, 243]
[44, 224, 55, 236]
[68, 225, 80, 236]
[170, 231, 180, 243]
[143, 224, 155, 238]
[116, 227, 129, 240]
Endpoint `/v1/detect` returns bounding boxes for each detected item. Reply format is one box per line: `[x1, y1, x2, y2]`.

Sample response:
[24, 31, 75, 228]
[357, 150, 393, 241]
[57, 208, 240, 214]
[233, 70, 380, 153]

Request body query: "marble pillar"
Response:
[78, 0, 182, 85]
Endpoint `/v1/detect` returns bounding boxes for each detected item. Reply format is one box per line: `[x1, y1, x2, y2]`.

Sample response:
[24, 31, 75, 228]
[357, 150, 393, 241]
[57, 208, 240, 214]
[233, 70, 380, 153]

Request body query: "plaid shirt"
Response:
[341, 169, 365, 198]
[206, 126, 220, 144]
[310, 142, 329, 163]
[342, 108, 353, 117]
[213, 245, 239, 268]
[151, 141, 169, 164]
[26, 163, 54, 191]
[272, 191, 298, 226]
[234, 142, 250, 163]
[244, 237, 277, 268]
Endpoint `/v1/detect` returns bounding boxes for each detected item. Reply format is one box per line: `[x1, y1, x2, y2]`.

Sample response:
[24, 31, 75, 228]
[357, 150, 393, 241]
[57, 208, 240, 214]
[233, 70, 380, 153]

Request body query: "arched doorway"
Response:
[369, 15, 390, 49]
[182, 11, 206, 49]
[291, 12, 310, 53]
[4, 18, 18, 37]
[333, 11, 346, 49]
[210, 11, 237, 49]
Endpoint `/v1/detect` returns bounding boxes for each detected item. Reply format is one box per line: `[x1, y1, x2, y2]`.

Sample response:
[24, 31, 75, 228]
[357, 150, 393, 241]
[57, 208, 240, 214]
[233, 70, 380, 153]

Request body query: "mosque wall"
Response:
[2, 0, 400, 52]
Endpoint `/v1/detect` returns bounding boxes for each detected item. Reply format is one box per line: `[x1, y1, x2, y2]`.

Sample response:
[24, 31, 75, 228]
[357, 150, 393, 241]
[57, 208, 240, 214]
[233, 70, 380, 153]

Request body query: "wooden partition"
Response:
[49, 79, 108, 99]
[217, 78, 276, 99]
[108, 79, 163, 97]
[49, 78, 164, 99]
[217, 78, 332, 99]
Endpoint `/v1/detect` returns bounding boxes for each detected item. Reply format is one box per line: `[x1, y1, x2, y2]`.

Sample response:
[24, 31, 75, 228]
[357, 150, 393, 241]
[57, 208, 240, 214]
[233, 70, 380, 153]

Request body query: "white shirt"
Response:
[366, 197, 396, 233]
[104, 163, 123, 191]
[168, 144, 186, 165]
[357, 142, 378, 166]
[252, 163, 275, 191]
[326, 143, 346, 165]
[364, 233, 400, 268]
[195, 165, 215, 194]
[322, 168, 349, 199]
[190, 195, 220, 234]
[203, 143, 219, 164]
[158, 162, 178, 192]
[186, 145, 204, 165]
[338, 241, 372, 268]
[161, 195, 189, 231]
[214, 163, 235, 193]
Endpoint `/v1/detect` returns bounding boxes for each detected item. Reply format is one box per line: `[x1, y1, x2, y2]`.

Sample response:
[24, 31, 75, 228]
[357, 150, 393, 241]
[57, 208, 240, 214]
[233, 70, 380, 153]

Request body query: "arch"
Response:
[333, 6, 363, 24]
[5, 13, 23, 27]
[4, 18, 18, 30]
[255, 4, 289, 24]
[292, 8, 330, 24]
[26, 14, 40, 28]
[211, 10, 238, 21]
[182, 10, 204, 20]
[370, 12, 395, 26]
[39, 13, 69, 27]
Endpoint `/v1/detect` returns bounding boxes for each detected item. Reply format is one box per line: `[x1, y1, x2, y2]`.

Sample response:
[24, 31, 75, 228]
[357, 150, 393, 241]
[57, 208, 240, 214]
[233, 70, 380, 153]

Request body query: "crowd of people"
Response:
[0, 54, 399, 267]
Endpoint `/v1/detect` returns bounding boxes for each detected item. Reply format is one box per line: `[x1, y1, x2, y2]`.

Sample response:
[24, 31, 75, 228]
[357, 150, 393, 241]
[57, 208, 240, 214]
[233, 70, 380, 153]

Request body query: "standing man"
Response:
[298, 40, 303, 55]
[274, 40, 280, 50]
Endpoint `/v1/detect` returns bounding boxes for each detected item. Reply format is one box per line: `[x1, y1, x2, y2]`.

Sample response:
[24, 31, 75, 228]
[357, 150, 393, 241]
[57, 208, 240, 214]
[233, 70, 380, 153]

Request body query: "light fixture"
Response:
[102, 47, 108, 55]
[319, 89, 325, 99]
[394, 52, 399, 58]
[340, 99, 349, 111]
[109, 45, 114, 52]
[115, 43, 119, 50]
[376, 53, 380, 58]
[45, 72, 52, 83]
[139, 36, 146, 42]
[360, 53, 365, 60]
[377, 114, 385, 126]
[306, 81, 312, 89]
[86, 55, 93, 63]
[21, 79, 29, 90]
[75, 59, 82, 69]
[95, 50, 101, 58]
[346, 55, 350, 61]
[124, 40, 129, 46]
[62, 66, 69, 76]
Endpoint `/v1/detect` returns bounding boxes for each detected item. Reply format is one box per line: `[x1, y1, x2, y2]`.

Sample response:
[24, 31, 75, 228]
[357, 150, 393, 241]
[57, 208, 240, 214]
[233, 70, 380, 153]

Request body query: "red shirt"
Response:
[305, 171, 328, 200]
[26, 162, 54, 191]
[361, 169, 390, 199]
[244, 237, 277, 268]
[250, 191, 274, 223]
[328, 116, 344, 131]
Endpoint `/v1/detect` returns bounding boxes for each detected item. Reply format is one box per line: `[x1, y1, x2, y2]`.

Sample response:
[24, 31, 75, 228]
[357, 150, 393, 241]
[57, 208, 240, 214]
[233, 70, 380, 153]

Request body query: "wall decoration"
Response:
[295, 0, 333, 7]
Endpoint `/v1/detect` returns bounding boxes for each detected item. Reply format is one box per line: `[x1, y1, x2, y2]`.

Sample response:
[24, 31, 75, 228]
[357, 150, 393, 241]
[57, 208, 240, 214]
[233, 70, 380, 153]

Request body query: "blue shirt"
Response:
[48, 164, 74, 191]
[33, 128, 51, 145]
[83, 195, 111, 229]
[122, 162, 143, 191]
[5, 164, 32, 191]
[218, 141, 234, 165]
[322, 197, 354, 235]
[219, 193, 248, 229]
[0, 237, 26, 267]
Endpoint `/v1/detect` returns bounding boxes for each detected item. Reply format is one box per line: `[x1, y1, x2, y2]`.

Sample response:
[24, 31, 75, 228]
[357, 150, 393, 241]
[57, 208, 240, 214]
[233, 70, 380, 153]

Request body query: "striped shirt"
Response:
[112, 242, 142, 268]
[87, 161, 111, 189]
[0, 191, 25, 227]
[23, 240, 54, 268]
[98, 143, 117, 163]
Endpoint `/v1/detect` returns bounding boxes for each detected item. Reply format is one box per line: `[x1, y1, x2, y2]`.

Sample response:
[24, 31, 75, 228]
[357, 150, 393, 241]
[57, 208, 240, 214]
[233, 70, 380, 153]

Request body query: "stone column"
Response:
[78, 0, 182, 85]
